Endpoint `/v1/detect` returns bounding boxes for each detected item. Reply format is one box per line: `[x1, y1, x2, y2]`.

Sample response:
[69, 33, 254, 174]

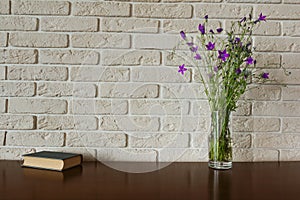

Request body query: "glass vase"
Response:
[208, 110, 232, 170]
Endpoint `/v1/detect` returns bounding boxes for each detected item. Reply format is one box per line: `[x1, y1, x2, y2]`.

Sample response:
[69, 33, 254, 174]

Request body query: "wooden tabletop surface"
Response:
[1, 161, 300, 200]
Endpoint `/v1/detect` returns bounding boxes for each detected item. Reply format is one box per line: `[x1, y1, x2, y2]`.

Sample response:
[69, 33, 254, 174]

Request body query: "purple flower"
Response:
[258, 13, 267, 22]
[209, 29, 215, 34]
[245, 57, 254, 65]
[198, 24, 205, 35]
[187, 42, 194, 46]
[261, 72, 269, 79]
[194, 53, 201, 60]
[236, 68, 242, 75]
[213, 66, 219, 72]
[180, 31, 186, 40]
[190, 45, 198, 52]
[218, 49, 230, 62]
[216, 28, 223, 33]
[206, 42, 215, 50]
[235, 37, 241, 43]
[178, 64, 187, 75]
[204, 15, 208, 20]
[240, 17, 246, 23]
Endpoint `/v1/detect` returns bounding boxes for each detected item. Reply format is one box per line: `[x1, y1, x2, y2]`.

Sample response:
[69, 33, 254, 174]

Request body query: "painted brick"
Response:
[192, 100, 210, 116]
[0, 16, 37, 31]
[0, 49, 37, 64]
[256, 5, 300, 19]
[266, 69, 300, 85]
[100, 116, 160, 132]
[234, 101, 252, 116]
[0, 67, 5, 80]
[130, 100, 190, 115]
[102, 18, 159, 33]
[9, 99, 67, 114]
[280, 150, 300, 161]
[40, 50, 99, 65]
[71, 100, 128, 115]
[282, 54, 300, 69]
[73, 2, 130, 17]
[162, 84, 206, 99]
[8, 66, 68, 81]
[282, 118, 300, 133]
[159, 148, 208, 162]
[38, 116, 98, 130]
[232, 134, 251, 148]
[38, 82, 96, 98]
[71, 67, 130, 82]
[0, 0, 9, 14]
[254, 134, 300, 148]
[97, 148, 157, 162]
[0, 115, 35, 130]
[192, 133, 208, 148]
[66, 132, 126, 147]
[9, 32, 68, 48]
[0, 82, 35, 97]
[0, 148, 35, 160]
[99, 83, 159, 98]
[72, 33, 130, 49]
[232, 117, 281, 132]
[283, 22, 300, 37]
[132, 67, 191, 83]
[227, 0, 281, 3]
[253, 101, 300, 117]
[0, 131, 4, 145]
[102, 50, 161, 66]
[129, 133, 189, 148]
[134, 4, 192, 19]
[41, 17, 98, 32]
[12, 1, 70, 15]
[255, 37, 300, 52]
[282, 86, 300, 101]
[163, 19, 221, 33]
[195, 4, 253, 19]
[245, 85, 281, 101]
[225, 21, 281, 36]
[0, 99, 6, 113]
[284, 0, 300, 3]
[6, 132, 64, 147]
[234, 149, 279, 162]
[162, 116, 210, 133]
[253, 53, 281, 68]
[0, 33, 7, 47]
[134, 34, 179, 49]
[192, 100, 251, 116]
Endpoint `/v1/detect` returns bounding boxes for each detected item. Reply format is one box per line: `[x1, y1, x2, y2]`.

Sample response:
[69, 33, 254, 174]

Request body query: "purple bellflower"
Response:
[198, 24, 205, 35]
[236, 68, 242, 75]
[245, 57, 254, 65]
[218, 49, 230, 62]
[258, 13, 267, 22]
[178, 64, 187, 75]
[180, 31, 186, 40]
[261, 72, 269, 79]
[206, 42, 215, 50]
[204, 15, 208, 20]
[216, 28, 223, 33]
[190, 45, 198, 52]
[194, 54, 201, 60]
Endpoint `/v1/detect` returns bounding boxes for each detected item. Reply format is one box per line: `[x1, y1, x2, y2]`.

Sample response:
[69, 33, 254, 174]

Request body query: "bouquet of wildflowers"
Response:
[173, 13, 268, 169]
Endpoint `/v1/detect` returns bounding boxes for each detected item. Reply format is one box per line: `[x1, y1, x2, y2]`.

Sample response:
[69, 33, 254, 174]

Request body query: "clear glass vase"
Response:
[208, 110, 233, 170]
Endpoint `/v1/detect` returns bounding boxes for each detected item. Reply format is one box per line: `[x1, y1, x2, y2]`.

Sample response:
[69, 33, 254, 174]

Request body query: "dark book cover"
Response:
[22, 151, 82, 160]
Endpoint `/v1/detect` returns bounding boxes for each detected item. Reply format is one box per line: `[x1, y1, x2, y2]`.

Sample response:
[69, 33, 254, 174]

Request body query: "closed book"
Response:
[22, 151, 83, 171]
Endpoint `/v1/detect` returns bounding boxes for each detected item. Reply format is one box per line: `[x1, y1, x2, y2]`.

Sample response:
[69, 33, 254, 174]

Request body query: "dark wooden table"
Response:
[1, 161, 300, 200]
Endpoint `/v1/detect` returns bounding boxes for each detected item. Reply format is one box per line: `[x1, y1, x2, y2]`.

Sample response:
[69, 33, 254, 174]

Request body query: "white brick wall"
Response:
[0, 0, 299, 163]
